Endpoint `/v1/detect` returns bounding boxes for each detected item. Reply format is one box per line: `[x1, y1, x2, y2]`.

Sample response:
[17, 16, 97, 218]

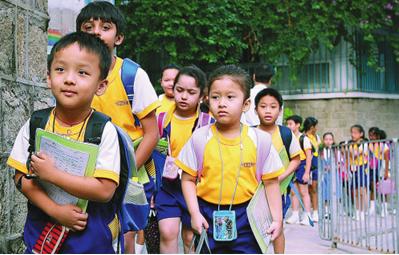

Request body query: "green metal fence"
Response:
[269, 37, 399, 95]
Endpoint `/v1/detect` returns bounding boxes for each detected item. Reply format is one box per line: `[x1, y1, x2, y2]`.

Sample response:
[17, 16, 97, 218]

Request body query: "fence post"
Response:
[330, 148, 338, 248]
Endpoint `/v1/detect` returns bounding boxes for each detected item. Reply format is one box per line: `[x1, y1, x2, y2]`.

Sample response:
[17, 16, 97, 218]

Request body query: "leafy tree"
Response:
[116, 0, 398, 73]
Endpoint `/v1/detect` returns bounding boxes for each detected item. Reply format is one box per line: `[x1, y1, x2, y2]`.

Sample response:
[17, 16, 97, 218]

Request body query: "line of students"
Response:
[6, 1, 323, 254]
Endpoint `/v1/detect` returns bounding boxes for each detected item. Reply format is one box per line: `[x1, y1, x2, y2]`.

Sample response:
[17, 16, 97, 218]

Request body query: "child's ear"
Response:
[114, 34, 124, 46]
[95, 79, 108, 96]
[243, 98, 251, 112]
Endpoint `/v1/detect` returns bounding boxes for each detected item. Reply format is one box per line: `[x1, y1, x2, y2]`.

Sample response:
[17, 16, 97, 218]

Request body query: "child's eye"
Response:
[211, 95, 219, 100]
[228, 95, 235, 99]
[78, 70, 89, 76]
[55, 67, 64, 72]
[83, 24, 93, 31]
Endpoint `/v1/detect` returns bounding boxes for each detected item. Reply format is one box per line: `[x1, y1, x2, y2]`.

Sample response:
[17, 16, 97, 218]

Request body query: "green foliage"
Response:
[116, 0, 399, 71]
[283, 106, 295, 122]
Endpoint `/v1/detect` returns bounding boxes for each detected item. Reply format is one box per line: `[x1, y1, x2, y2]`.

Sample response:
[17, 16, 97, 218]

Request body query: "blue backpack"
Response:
[27, 107, 148, 252]
[121, 58, 142, 127]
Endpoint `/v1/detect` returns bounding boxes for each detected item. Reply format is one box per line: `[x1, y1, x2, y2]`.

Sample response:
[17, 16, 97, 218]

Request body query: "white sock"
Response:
[370, 201, 375, 209]
[291, 210, 299, 217]
[135, 241, 144, 254]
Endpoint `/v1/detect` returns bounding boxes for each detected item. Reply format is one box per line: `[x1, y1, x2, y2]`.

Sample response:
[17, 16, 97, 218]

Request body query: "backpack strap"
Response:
[121, 58, 140, 105]
[253, 128, 272, 182]
[121, 58, 141, 128]
[192, 125, 212, 181]
[84, 111, 110, 145]
[157, 112, 167, 138]
[27, 107, 54, 171]
[299, 134, 315, 153]
[279, 125, 292, 160]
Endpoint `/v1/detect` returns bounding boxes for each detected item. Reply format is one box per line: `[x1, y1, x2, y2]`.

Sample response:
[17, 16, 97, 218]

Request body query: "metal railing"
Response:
[318, 139, 398, 253]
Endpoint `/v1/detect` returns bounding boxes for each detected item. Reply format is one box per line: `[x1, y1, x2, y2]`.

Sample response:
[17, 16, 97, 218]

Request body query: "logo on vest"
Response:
[116, 100, 129, 106]
[241, 162, 255, 168]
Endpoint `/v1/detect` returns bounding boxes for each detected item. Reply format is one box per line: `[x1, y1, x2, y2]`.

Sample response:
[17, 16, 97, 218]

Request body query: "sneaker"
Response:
[300, 215, 312, 226]
[312, 211, 319, 222]
[286, 212, 300, 224]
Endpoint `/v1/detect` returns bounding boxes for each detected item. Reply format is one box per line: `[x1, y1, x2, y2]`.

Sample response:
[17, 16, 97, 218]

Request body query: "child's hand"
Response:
[267, 220, 283, 241]
[302, 172, 310, 183]
[30, 152, 57, 182]
[53, 204, 88, 231]
[191, 212, 209, 235]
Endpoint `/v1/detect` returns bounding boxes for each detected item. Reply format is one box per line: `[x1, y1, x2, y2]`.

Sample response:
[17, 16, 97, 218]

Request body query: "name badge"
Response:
[212, 210, 237, 241]
[162, 156, 179, 180]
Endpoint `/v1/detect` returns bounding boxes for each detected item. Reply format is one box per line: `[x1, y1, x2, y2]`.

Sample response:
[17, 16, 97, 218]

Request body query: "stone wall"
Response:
[285, 98, 399, 143]
[0, 0, 50, 253]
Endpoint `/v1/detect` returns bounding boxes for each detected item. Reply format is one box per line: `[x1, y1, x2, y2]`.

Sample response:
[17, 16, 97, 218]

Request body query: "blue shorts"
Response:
[155, 178, 191, 227]
[369, 167, 379, 186]
[144, 175, 156, 203]
[352, 165, 368, 188]
[198, 198, 262, 254]
[296, 157, 318, 184]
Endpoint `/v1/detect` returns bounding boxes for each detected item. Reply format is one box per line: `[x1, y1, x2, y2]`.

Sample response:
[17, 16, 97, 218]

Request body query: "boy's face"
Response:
[161, 68, 179, 98]
[255, 95, 281, 127]
[286, 120, 299, 133]
[209, 77, 250, 126]
[173, 74, 201, 114]
[47, 43, 107, 111]
[323, 134, 334, 148]
[80, 18, 123, 52]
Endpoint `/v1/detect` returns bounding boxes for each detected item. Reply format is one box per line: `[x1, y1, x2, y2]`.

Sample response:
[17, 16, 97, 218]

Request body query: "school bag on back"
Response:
[28, 107, 149, 253]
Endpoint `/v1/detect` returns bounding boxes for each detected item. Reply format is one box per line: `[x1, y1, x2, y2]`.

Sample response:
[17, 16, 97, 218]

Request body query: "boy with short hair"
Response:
[255, 88, 302, 253]
[156, 64, 180, 114]
[7, 32, 120, 253]
[76, 2, 160, 253]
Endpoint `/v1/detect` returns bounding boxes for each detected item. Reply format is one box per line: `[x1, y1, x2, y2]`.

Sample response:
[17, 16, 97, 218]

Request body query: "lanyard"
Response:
[215, 125, 243, 211]
[53, 109, 91, 140]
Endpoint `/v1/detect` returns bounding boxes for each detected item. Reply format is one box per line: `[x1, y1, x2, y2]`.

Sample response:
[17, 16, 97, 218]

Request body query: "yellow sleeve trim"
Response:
[93, 169, 120, 185]
[136, 101, 161, 119]
[175, 159, 197, 177]
[7, 157, 28, 174]
[290, 150, 302, 159]
[262, 167, 285, 181]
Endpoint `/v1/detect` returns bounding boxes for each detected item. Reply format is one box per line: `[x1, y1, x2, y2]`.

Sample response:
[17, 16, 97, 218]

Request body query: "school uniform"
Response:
[91, 56, 160, 202]
[350, 143, 369, 188]
[7, 110, 121, 253]
[176, 124, 284, 253]
[295, 134, 321, 184]
[155, 108, 213, 227]
[156, 94, 175, 115]
[270, 126, 302, 217]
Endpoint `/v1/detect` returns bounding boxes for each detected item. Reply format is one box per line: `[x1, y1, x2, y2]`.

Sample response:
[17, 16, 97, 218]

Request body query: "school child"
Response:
[254, 88, 302, 253]
[156, 64, 181, 115]
[285, 115, 312, 225]
[155, 65, 213, 253]
[320, 132, 336, 216]
[242, 63, 276, 126]
[6, 32, 121, 253]
[178, 65, 284, 253]
[76, 2, 160, 253]
[349, 124, 369, 220]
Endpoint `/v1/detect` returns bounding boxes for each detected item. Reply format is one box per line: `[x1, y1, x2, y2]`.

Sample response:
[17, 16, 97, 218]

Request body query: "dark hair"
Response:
[76, 1, 125, 36]
[254, 63, 275, 83]
[254, 87, 283, 109]
[302, 117, 318, 132]
[379, 129, 387, 139]
[161, 64, 181, 76]
[174, 65, 207, 95]
[368, 127, 379, 136]
[323, 132, 334, 140]
[351, 124, 366, 140]
[48, 32, 111, 80]
[286, 115, 303, 125]
[208, 65, 252, 100]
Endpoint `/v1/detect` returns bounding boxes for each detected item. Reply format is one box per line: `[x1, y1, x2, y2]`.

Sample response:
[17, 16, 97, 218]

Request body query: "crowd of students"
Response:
[5, 1, 394, 254]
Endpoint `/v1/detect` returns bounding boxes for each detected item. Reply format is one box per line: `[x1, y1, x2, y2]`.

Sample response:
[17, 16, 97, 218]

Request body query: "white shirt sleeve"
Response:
[7, 120, 30, 173]
[261, 144, 284, 179]
[303, 136, 312, 151]
[94, 122, 121, 182]
[132, 68, 159, 119]
[289, 131, 302, 157]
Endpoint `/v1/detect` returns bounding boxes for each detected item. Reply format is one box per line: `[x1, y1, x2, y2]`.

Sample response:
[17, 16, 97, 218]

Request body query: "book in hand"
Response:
[246, 183, 273, 253]
[34, 129, 99, 212]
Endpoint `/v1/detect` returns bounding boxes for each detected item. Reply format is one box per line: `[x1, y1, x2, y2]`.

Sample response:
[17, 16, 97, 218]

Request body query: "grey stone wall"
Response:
[0, 0, 50, 253]
[285, 98, 399, 143]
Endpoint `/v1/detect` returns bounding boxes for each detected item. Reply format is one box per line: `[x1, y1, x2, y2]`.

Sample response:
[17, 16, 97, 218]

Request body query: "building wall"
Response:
[0, 0, 50, 253]
[285, 98, 399, 143]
